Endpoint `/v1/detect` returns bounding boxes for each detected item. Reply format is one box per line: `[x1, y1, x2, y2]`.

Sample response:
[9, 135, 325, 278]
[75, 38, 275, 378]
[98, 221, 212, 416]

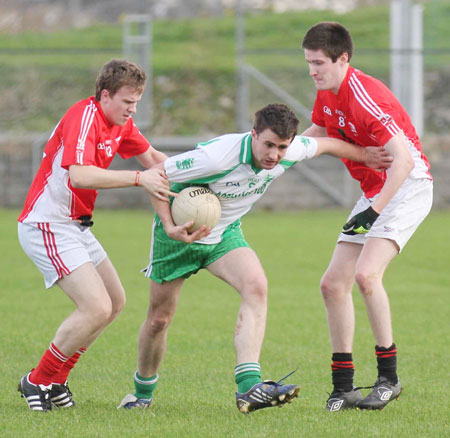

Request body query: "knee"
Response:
[146, 312, 173, 335]
[88, 299, 113, 327]
[320, 273, 337, 300]
[320, 272, 352, 301]
[243, 275, 268, 304]
[355, 269, 378, 296]
[110, 293, 126, 320]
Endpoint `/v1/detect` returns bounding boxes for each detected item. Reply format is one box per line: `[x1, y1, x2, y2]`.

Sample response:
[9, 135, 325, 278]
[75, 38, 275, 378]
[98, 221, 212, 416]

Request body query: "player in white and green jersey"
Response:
[118, 104, 393, 414]
[162, 131, 318, 245]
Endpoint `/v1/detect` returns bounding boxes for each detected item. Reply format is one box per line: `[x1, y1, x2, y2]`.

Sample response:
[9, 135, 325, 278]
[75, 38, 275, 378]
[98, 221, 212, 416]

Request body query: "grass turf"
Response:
[0, 208, 448, 437]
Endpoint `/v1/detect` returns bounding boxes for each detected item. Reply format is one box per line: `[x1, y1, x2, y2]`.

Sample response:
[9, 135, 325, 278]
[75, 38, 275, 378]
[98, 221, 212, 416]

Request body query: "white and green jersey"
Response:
[164, 132, 318, 244]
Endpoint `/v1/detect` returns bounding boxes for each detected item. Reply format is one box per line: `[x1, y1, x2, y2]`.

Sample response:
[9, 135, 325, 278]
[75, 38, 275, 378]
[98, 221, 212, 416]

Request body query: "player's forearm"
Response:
[301, 123, 327, 137]
[315, 137, 362, 160]
[136, 148, 168, 169]
[148, 193, 176, 229]
[371, 158, 413, 213]
[315, 138, 393, 171]
[371, 133, 414, 213]
[69, 165, 139, 189]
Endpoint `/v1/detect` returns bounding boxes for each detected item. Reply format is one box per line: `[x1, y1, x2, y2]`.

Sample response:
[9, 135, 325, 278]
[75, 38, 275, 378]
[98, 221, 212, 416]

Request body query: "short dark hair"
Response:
[253, 104, 299, 140]
[95, 59, 146, 100]
[302, 22, 353, 62]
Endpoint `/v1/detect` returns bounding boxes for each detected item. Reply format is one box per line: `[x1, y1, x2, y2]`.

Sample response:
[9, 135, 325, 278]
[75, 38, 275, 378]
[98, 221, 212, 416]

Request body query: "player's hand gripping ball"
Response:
[171, 186, 221, 232]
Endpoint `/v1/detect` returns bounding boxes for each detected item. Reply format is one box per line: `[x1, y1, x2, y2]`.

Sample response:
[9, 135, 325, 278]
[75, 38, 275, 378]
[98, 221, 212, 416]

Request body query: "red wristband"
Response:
[135, 171, 140, 187]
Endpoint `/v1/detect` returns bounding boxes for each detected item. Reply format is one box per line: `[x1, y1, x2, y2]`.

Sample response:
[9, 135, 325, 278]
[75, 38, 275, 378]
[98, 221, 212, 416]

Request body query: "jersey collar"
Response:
[337, 65, 356, 98]
[93, 97, 112, 127]
[239, 133, 263, 174]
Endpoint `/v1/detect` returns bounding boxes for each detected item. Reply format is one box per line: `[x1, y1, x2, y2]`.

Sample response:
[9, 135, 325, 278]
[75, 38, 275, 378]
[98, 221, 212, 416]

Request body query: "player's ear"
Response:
[100, 89, 110, 101]
[340, 53, 349, 64]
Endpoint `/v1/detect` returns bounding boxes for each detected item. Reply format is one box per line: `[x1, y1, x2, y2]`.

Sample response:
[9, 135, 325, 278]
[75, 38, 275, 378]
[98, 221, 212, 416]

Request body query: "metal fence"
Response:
[1, 3, 449, 209]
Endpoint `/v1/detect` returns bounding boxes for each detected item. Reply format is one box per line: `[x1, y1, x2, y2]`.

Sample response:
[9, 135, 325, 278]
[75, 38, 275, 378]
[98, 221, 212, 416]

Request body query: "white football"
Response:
[171, 186, 221, 232]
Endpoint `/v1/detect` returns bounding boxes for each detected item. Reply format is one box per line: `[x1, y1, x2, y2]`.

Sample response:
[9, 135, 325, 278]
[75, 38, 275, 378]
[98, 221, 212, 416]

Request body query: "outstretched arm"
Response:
[301, 123, 328, 137]
[69, 164, 174, 201]
[135, 146, 168, 168]
[313, 137, 393, 169]
[301, 124, 392, 169]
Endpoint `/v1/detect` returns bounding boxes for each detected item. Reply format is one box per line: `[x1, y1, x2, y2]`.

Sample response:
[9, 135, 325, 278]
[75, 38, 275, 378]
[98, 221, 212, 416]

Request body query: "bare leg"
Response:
[355, 237, 398, 347]
[137, 278, 184, 377]
[75, 257, 127, 350]
[54, 261, 117, 357]
[320, 242, 362, 352]
[206, 247, 267, 364]
[208, 249, 301, 414]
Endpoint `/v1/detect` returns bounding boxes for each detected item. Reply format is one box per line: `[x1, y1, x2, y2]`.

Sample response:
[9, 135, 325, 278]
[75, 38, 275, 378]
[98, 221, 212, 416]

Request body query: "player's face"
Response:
[100, 86, 143, 126]
[251, 128, 292, 169]
[304, 49, 349, 94]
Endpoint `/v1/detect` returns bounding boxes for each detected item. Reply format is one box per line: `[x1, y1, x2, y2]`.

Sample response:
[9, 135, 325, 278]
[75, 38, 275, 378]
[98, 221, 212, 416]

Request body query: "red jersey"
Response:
[311, 66, 432, 198]
[19, 97, 150, 223]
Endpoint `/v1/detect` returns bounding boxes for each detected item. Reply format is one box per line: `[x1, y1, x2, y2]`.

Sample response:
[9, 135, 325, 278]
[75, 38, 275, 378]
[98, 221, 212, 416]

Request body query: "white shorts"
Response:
[18, 221, 107, 289]
[338, 178, 433, 252]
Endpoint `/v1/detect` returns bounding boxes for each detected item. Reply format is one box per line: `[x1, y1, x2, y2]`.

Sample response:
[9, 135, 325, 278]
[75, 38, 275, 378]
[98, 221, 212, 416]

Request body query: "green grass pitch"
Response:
[0, 208, 448, 437]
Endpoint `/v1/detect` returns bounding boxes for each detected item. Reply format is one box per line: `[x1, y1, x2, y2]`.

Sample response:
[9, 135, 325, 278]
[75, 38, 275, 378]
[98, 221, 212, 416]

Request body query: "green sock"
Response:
[235, 362, 262, 394]
[133, 371, 158, 399]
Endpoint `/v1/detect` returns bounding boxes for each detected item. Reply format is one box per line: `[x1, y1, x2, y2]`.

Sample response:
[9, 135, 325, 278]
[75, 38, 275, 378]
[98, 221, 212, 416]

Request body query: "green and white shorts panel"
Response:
[143, 219, 250, 283]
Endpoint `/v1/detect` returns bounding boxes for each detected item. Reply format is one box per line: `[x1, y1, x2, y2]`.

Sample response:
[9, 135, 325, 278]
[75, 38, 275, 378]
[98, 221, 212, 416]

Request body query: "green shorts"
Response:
[143, 219, 250, 283]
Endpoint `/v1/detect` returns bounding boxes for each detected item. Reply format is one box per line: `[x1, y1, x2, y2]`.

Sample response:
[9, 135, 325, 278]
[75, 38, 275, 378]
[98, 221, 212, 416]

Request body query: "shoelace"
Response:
[42, 388, 52, 410]
[354, 384, 375, 391]
[276, 368, 298, 385]
[328, 379, 389, 395]
[327, 385, 373, 397]
[356, 378, 399, 392]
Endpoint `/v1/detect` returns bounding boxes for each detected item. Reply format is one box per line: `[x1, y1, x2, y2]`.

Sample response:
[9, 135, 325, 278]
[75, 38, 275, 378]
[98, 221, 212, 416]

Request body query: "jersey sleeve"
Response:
[349, 75, 403, 146]
[60, 101, 100, 169]
[117, 121, 150, 159]
[164, 137, 234, 184]
[279, 136, 318, 169]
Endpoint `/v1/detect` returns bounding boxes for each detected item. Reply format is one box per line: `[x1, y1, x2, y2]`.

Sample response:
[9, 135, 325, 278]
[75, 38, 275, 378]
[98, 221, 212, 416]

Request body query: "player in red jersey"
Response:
[17, 59, 205, 411]
[301, 22, 433, 411]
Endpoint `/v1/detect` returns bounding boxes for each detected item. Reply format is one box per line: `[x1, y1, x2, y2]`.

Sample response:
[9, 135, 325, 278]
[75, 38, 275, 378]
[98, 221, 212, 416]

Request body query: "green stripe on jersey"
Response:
[240, 134, 252, 164]
[279, 159, 298, 169]
[196, 138, 220, 148]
